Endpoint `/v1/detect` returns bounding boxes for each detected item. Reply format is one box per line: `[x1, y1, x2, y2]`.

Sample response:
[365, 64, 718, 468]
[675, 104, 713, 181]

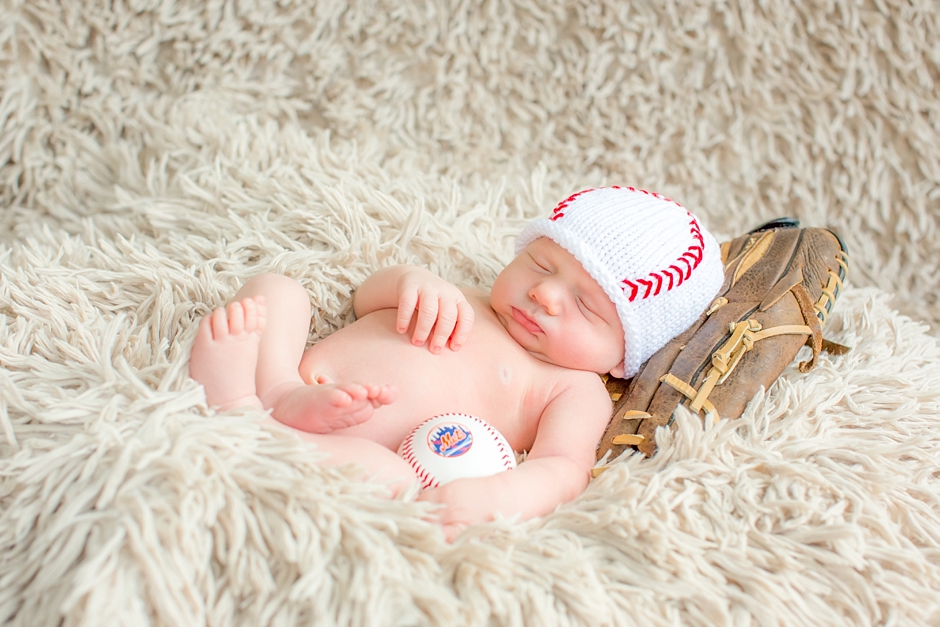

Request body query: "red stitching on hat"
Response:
[620, 211, 706, 302]
[650, 272, 664, 296]
[668, 264, 684, 286]
[550, 188, 596, 222]
[623, 281, 639, 301]
[544, 187, 706, 303]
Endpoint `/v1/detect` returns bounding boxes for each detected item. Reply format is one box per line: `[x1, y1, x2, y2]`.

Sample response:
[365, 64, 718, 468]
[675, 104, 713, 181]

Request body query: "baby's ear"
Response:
[609, 362, 626, 379]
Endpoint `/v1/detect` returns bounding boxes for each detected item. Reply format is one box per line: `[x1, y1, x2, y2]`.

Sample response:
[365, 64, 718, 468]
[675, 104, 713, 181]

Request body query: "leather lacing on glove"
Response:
[593, 220, 851, 470]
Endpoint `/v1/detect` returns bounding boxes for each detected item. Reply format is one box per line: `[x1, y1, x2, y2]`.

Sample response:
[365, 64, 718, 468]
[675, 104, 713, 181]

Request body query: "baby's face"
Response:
[490, 237, 626, 377]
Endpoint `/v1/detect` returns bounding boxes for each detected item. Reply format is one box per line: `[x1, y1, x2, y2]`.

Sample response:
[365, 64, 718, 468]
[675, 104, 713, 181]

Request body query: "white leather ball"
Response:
[397, 413, 517, 489]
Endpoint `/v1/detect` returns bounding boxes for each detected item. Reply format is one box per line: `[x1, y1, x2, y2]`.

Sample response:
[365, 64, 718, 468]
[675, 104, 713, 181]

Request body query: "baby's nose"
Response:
[529, 282, 562, 315]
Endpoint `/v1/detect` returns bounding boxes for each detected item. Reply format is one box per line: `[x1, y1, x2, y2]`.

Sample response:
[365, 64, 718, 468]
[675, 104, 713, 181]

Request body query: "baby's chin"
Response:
[496, 309, 623, 375]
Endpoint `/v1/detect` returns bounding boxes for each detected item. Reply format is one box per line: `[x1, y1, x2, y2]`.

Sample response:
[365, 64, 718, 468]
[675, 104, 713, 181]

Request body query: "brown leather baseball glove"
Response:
[595, 218, 849, 462]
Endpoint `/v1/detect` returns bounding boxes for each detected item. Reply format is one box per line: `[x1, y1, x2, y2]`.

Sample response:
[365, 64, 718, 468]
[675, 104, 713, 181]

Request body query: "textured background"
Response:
[1, 1, 939, 625]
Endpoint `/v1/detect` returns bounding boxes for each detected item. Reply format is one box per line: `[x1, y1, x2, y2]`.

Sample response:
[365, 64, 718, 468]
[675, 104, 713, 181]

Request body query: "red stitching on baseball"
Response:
[469, 415, 515, 475]
[400, 414, 516, 489]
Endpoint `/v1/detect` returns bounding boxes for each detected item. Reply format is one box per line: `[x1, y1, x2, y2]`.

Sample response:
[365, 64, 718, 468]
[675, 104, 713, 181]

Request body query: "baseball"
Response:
[397, 413, 517, 489]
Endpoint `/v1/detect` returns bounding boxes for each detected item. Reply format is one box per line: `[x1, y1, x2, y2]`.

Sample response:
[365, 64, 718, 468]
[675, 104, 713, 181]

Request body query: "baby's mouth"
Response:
[511, 307, 543, 334]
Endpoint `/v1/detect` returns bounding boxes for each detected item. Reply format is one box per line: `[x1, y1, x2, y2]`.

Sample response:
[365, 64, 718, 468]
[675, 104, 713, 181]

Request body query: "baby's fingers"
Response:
[396, 288, 419, 334]
[428, 298, 459, 354]
[411, 296, 439, 346]
[448, 299, 475, 351]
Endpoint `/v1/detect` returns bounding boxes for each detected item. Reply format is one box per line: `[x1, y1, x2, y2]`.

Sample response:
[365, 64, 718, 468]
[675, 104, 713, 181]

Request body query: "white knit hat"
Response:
[516, 186, 724, 378]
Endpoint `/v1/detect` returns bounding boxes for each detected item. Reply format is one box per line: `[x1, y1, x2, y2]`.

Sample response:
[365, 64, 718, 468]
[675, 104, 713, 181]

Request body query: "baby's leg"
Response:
[229, 273, 396, 433]
[228, 273, 312, 404]
[263, 417, 417, 495]
[189, 297, 267, 410]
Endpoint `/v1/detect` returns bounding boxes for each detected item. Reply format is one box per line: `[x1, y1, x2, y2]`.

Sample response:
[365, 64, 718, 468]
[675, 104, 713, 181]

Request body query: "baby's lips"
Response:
[511, 307, 543, 334]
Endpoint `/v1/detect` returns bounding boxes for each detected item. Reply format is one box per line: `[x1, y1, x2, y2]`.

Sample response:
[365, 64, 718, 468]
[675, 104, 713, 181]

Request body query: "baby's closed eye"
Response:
[577, 296, 596, 316]
[528, 254, 550, 272]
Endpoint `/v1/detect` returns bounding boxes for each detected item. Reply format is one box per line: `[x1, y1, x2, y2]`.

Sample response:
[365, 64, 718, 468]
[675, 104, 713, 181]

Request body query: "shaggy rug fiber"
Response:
[2, 0, 939, 625]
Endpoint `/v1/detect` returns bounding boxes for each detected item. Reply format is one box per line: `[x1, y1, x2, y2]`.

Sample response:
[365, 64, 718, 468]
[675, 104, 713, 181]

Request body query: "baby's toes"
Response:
[348, 404, 376, 426]
[344, 384, 370, 402]
[326, 387, 354, 408]
[242, 297, 260, 333]
[328, 384, 370, 408]
[226, 301, 246, 335]
[368, 385, 397, 407]
[210, 307, 230, 340]
[256, 306, 268, 334]
[196, 315, 214, 342]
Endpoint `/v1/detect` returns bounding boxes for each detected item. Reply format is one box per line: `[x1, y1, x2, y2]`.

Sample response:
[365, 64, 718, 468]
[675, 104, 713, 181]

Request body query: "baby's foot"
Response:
[189, 296, 267, 410]
[271, 381, 398, 433]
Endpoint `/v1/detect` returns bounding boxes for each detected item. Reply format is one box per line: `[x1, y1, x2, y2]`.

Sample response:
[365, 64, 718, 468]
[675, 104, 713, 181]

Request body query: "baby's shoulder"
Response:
[460, 286, 489, 299]
[528, 369, 613, 464]
[540, 367, 612, 418]
[461, 288, 491, 313]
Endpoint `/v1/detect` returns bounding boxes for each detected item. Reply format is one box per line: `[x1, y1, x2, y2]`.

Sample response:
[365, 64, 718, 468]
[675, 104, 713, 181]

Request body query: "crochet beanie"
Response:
[516, 186, 724, 378]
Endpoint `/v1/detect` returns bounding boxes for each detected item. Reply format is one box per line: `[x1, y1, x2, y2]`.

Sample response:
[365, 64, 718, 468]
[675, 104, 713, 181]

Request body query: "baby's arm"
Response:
[353, 265, 475, 353]
[419, 374, 612, 537]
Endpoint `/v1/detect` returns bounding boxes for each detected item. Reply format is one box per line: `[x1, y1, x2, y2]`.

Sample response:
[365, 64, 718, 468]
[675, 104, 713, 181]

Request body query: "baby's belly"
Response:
[299, 309, 534, 451]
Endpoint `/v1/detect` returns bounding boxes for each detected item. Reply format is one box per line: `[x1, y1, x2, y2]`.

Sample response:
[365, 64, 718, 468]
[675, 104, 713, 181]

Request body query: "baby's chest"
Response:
[441, 321, 551, 446]
[311, 309, 552, 448]
[446, 355, 523, 394]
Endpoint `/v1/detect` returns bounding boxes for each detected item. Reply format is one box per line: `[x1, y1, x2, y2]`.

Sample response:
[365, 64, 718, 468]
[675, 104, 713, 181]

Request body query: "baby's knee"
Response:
[236, 273, 310, 309]
[243, 272, 303, 293]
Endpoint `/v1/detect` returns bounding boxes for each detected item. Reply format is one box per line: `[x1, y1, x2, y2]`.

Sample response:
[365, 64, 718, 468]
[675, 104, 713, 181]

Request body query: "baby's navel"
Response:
[499, 365, 513, 385]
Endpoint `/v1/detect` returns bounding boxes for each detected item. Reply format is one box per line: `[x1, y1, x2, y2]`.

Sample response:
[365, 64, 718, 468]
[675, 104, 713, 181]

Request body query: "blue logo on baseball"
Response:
[427, 423, 473, 458]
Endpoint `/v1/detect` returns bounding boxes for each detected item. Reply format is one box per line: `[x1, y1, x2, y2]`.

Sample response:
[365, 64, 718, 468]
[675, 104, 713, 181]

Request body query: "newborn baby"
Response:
[189, 187, 723, 538]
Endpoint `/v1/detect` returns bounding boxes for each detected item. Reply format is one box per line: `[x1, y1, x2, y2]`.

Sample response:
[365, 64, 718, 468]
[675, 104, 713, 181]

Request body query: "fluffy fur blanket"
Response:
[2, 1, 939, 625]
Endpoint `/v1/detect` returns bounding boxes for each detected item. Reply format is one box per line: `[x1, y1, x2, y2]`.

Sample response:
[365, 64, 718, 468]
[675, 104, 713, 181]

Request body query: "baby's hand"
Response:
[396, 269, 474, 354]
[417, 479, 484, 542]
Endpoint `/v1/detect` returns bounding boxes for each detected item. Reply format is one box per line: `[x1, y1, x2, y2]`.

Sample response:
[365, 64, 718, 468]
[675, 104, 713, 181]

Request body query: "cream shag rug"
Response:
[2, 1, 940, 625]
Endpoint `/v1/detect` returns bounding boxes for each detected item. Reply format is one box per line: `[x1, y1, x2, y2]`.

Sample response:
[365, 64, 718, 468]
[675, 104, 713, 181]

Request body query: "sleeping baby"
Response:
[189, 186, 724, 539]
